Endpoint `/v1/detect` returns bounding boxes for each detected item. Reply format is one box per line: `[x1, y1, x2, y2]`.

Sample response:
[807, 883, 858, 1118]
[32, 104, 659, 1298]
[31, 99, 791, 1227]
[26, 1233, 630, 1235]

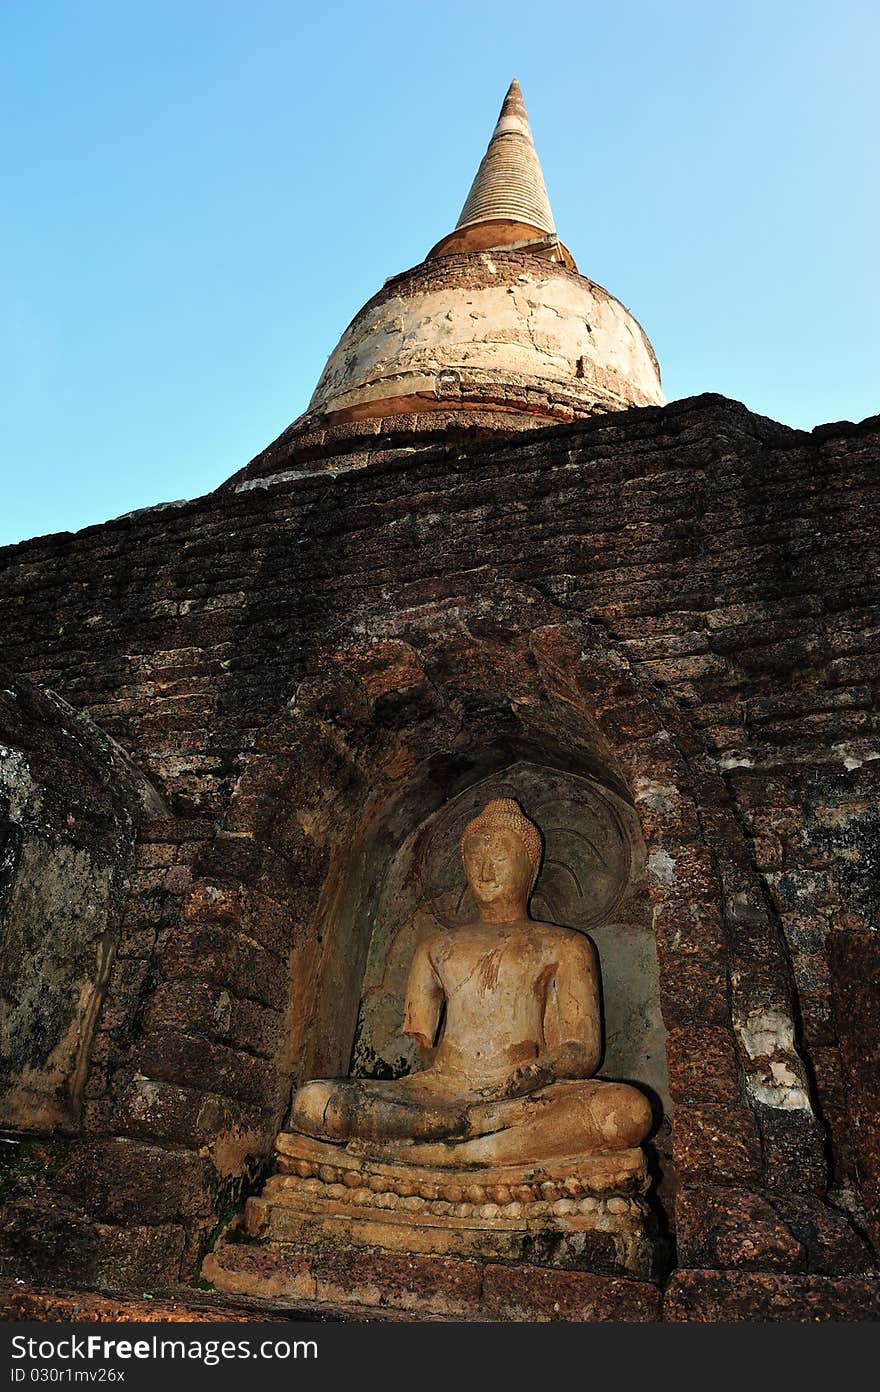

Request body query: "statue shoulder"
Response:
[532, 921, 597, 960]
[412, 929, 448, 963]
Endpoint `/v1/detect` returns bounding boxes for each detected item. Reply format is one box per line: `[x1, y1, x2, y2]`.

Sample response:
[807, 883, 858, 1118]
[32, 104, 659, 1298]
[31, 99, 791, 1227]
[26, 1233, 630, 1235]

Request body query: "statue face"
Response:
[461, 825, 533, 913]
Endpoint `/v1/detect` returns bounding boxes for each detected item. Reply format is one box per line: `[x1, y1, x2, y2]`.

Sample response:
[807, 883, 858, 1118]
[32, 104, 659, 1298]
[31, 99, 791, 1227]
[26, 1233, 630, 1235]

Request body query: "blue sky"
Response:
[2, 1, 878, 547]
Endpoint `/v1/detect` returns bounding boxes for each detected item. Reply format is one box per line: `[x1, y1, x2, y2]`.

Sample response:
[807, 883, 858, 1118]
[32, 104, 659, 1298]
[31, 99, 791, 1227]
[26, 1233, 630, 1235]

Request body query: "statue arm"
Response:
[542, 934, 602, 1078]
[402, 939, 444, 1064]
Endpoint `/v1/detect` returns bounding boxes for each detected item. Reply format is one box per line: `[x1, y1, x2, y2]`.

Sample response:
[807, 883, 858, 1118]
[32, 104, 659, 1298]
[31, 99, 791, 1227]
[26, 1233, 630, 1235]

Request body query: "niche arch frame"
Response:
[216, 580, 827, 1209]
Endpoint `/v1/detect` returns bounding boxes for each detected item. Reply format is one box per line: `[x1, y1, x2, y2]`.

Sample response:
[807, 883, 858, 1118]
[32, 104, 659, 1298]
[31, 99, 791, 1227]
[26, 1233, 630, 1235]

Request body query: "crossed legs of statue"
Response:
[292, 1076, 471, 1144]
[291, 1075, 652, 1165]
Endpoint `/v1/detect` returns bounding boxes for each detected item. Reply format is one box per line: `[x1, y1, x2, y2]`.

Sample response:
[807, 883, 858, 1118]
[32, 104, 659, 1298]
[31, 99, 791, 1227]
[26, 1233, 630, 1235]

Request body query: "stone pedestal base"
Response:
[205, 1131, 659, 1307]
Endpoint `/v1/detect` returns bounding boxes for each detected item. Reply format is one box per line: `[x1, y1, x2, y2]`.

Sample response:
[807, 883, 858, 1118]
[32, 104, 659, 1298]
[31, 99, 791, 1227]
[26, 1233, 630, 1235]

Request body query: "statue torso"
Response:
[422, 920, 579, 1086]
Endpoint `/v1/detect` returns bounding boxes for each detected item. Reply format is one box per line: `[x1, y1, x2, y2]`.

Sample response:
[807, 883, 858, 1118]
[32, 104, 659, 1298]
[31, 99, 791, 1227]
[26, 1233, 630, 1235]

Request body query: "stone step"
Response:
[202, 1238, 662, 1321]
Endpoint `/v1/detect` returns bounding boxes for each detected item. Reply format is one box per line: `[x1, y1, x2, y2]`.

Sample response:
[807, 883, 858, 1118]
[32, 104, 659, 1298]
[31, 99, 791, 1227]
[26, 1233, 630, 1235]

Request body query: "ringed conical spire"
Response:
[456, 79, 555, 235]
[428, 80, 575, 267]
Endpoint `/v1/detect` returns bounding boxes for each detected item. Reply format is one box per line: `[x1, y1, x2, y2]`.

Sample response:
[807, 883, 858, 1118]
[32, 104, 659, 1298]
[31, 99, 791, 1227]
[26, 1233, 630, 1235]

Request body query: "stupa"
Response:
[305, 80, 663, 428]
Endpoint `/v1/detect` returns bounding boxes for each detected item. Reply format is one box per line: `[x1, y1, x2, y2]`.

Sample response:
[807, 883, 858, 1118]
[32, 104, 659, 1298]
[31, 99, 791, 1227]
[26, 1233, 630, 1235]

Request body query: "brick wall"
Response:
[1, 391, 877, 1314]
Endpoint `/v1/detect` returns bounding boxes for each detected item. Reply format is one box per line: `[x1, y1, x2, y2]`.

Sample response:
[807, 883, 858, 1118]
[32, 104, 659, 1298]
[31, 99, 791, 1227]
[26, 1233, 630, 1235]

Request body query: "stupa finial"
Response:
[455, 78, 556, 236]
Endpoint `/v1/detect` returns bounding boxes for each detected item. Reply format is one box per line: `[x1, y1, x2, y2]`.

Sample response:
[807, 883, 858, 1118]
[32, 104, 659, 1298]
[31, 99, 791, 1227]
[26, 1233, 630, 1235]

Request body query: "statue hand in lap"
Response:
[290, 799, 652, 1164]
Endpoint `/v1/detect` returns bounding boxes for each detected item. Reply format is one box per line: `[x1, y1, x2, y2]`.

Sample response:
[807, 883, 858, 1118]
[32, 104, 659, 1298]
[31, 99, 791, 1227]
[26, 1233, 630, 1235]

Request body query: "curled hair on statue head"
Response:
[460, 798, 543, 893]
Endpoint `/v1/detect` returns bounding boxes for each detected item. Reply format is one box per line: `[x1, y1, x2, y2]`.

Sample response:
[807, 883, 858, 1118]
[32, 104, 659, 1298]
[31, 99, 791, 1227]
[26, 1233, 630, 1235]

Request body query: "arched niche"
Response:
[280, 719, 671, 1119]
[350, 755, 670, 1114]
[214, 582, 826, 1209]
[0, 670, 165, 1132]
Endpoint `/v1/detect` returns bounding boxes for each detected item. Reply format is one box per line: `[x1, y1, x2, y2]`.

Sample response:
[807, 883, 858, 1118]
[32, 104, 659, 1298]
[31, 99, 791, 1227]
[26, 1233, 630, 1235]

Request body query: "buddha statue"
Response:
[202, 796, 659, 1294]
[289, 798, 652, 1166]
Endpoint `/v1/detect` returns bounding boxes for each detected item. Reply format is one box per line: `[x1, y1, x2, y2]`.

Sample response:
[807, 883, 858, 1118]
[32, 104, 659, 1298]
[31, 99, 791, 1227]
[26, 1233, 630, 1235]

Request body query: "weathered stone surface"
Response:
[664, 1270, 880, 1322]
[0, 1196, 184, 1289]
[204, 1236, 664, 1320]
[665, 1026, 740, 1104]
[246, 1135, 653, 1277]
[676, 1189, 873, 1274]
[0, 1280, 277, 1322]
[158, 922, 287, 1010]
[135, 1030, 283, 1111]
[242, 1193, 652, 1278]
[117, 1077, 270, 1161]
[676, 1190, 799, 1271]
[203, 1240, 483, 1316]
[54, 1140, 219, 1223]
[752, 1103, 829, 1195]
[482, 1264, 661, 1321]
[829, 930, 880, 1254]
[671, 1103, 763, 1183]
[770, 1193, 876, 1275]
[656, 954, 730, 1027]
[143, 980, 283, 1059]
[0, 671, 163, 1131]
[275, 1128, 644, 1185]
[303, 248, 663, 428]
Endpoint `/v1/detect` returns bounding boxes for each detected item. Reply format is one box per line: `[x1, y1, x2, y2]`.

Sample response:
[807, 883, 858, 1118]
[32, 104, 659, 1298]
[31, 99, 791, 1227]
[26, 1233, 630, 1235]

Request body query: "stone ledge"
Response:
[663, 1270, 880, 1322]
[0, 1278, 415, 1323]
[482, 1263, 661, 1322]
[4, 1269, 879, 1324]
[0, 1282, 273, 1324]
[202, 1240, 660, 1320]
[202, 1241, 484, 1318]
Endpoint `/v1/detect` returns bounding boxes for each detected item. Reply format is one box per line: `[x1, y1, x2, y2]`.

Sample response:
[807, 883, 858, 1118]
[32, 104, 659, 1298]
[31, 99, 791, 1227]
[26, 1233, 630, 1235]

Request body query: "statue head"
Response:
[460, 798, 542, 921]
